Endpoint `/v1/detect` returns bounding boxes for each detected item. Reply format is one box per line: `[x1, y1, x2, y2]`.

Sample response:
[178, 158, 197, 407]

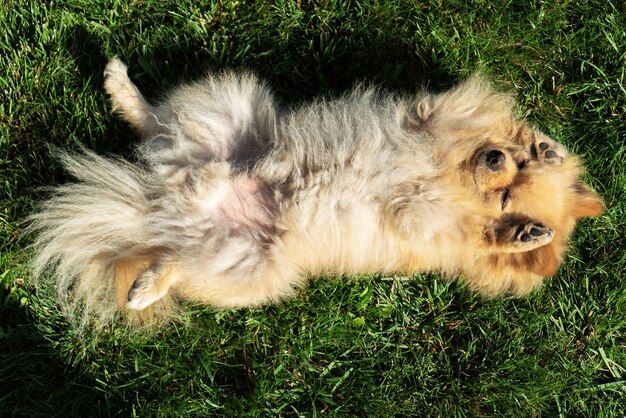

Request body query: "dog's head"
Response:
[469, 131, 604, 278]
[470, 136, 603, 226]
[409, 75, 604, 285]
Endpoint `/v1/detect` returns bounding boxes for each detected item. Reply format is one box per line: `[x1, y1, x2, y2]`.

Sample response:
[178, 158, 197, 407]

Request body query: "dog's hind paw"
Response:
[103, 57, 131, 95]
[126, 262, 177, 310]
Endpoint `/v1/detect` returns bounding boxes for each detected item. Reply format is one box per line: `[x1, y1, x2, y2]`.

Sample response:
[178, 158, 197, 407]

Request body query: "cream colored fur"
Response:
[27, 58, 604, 330]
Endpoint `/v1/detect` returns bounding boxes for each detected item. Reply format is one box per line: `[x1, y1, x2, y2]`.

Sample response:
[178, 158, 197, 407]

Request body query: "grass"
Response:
[1, 0, 625, 416]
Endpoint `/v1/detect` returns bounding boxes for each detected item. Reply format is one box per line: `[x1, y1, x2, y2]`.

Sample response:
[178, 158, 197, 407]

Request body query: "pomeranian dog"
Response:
[28, 58, 604, 328]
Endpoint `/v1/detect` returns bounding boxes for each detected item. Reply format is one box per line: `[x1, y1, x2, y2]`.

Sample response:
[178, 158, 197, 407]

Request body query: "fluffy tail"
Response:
[26, 150, 174, 331]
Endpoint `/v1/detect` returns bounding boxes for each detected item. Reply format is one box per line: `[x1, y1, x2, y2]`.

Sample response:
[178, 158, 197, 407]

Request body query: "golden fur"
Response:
[27, 58, 604, 329]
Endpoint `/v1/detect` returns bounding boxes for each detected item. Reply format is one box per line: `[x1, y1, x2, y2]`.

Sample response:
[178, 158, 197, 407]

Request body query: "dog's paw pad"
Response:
[515, 222, 553, 247]
[530, 139, 566, 164]
[544, 149, 558, 159]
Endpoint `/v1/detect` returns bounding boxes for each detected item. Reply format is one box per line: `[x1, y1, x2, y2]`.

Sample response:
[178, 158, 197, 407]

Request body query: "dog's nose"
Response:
[485, 150, 506, 170]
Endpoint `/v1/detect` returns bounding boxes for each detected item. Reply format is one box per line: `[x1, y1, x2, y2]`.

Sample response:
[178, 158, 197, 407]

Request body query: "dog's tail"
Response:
[26, 150, 174, 332]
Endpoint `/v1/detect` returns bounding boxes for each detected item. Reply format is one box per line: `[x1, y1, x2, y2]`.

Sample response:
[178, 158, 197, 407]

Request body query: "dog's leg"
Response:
[173, 255, 305, 309]
[467, 244, 560, 296]
[104, 57, 161, 139]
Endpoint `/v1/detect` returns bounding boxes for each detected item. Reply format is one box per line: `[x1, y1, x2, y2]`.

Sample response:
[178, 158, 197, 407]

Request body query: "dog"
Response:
[27, 58, 604, 329]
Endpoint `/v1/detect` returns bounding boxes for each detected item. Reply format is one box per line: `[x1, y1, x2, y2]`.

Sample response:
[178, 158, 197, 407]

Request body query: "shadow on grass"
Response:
[0, 299, 124, 416]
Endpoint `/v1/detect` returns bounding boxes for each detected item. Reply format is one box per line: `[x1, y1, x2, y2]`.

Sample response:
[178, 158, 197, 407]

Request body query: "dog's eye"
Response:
[500, 189, 510, 210]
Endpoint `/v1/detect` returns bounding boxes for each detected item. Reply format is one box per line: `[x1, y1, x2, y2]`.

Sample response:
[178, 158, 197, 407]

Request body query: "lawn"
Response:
[1, 0, 625, 416]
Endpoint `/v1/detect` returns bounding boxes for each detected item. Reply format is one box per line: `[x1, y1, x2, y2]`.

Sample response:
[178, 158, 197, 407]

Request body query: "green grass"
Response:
[2, 0, 625, 416]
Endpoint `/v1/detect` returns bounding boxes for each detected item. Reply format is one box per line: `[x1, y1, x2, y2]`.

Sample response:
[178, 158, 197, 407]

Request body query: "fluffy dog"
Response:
[28, 58, 604, 328]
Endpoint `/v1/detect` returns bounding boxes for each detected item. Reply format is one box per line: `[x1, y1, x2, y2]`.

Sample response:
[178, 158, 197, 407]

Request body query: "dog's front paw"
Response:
[529, 135, 566, 164]
[492, 218, 554, 252]
[514, 222, 553, 247]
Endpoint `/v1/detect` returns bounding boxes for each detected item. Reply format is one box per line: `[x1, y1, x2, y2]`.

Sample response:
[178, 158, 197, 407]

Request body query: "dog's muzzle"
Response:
[482, 149, 506, 171]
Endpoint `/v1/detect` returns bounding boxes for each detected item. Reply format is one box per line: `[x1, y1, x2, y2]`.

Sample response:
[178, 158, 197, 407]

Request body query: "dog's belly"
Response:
[277, 202, 393, 275]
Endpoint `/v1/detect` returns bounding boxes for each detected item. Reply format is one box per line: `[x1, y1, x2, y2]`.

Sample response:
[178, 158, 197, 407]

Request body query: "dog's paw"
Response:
[103, 58, 131, 95]
[513, 222, 553, 248]
[529, 136, 566, 164]
[492, 219, 554, 252]
[103, 57, 128, 82]
[126, 263, 169, 310]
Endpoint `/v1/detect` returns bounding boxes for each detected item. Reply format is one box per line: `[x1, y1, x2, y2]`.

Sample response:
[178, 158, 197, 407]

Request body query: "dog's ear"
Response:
[573, 183, 604, 219]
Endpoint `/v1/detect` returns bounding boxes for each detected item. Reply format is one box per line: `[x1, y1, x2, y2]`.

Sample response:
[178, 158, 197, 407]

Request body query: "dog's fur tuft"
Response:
[27, 58, 604, 331]
[27, 151, 176, 328]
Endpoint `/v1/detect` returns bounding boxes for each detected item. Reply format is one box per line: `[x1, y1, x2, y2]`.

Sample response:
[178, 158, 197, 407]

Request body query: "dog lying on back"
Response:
[28, 58, 604, 328]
